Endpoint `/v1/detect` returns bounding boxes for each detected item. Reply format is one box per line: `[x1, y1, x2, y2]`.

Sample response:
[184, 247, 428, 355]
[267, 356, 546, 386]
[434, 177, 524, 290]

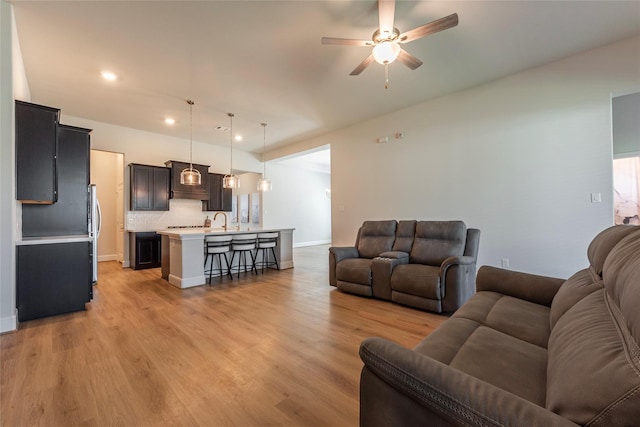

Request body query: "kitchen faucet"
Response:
[214, 212, 228, 231]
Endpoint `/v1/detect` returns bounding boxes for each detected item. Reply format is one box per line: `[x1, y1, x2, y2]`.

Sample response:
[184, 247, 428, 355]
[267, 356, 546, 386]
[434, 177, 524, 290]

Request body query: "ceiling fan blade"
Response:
[350, 54, 375, 76]
[399, 13, 458, 44]
[321, 37, 373, 47]
[378, 0, 396, 37]
[397, 48, 423, 70]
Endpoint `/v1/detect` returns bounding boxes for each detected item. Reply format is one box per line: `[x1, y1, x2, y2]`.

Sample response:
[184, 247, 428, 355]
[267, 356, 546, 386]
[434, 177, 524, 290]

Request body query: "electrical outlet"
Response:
[501, 258, 510, 268]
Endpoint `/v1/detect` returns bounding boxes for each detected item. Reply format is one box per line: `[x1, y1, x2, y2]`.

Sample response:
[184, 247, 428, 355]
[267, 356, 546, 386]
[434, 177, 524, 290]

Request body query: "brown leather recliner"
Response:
[328, 220, 397, 297]
[329, 219, 481, 313]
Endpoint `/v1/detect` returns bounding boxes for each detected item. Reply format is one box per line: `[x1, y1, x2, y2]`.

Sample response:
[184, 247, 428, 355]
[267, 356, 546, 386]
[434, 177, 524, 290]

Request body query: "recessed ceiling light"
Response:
[101, 71, 117, 81]
[165, 118, 175, 125]
[234, 135, 243, 141]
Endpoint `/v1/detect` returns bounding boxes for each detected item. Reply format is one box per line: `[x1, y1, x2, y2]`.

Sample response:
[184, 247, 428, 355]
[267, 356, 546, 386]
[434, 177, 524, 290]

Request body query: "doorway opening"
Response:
[90, 150, 125, 264]
[612, 92, 640, 225]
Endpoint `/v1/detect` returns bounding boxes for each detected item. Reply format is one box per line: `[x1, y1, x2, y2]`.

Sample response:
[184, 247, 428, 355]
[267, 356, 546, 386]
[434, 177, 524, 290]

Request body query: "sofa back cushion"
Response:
[356, 220, 397, 259]
[392, 220, 416, 253]
[410, 221, 467, 265]
[549, 225, 640, 329]
[546, 229, 640, 426]
[587, 225, 640, 284]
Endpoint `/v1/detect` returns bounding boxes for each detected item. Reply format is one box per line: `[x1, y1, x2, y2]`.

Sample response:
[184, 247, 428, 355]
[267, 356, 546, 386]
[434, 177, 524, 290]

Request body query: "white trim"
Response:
[168, 273, 206, 289]
[0, 313, 17, 333]
[294, 240, 331, 248]
[98, 254, 119, 262]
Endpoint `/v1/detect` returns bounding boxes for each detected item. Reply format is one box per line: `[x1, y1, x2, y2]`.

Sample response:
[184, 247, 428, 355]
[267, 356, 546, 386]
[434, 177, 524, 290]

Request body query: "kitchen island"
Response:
[157, 228, 295, 288]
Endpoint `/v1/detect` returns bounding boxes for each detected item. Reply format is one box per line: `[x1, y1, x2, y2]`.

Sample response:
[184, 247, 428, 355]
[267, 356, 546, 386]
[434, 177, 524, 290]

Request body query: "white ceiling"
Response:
[11, 1, 640, 156]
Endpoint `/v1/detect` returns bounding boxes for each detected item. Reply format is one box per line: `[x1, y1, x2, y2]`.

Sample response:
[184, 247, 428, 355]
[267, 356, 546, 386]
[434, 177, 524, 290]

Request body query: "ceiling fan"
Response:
[321, 0, 458, 88]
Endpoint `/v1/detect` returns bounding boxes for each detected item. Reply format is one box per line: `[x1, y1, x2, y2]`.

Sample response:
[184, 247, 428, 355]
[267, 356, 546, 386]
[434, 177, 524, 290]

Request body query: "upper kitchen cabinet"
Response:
[15, 100, 60, 204]
[22, 125, 92, 237]
[203, 173, 232, 212]
[165, 160, 210, 201]
[130, 164, 170, 211]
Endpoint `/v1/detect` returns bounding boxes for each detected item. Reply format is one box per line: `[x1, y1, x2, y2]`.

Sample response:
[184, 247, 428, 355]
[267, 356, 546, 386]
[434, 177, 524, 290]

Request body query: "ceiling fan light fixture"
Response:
[372, 41, 401, 64]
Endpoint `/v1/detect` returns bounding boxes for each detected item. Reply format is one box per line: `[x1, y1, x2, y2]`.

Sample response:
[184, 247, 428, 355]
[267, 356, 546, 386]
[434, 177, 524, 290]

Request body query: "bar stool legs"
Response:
[229, 234, 258, 279]
[256, 232, 279, 274]
[204, 235, 233, 283]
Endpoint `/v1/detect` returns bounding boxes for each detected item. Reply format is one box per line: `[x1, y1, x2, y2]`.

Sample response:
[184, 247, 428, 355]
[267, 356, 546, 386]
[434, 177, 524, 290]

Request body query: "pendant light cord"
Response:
[187, 100, 194, 169]
[262, 122, 267, 177]
[228, 113, 234, 175]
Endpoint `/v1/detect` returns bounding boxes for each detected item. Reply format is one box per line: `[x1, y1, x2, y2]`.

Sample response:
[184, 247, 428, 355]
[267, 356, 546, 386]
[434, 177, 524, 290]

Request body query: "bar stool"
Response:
[229, 233, 258, 278]
[204, 235, 233, 283]
[256, 232, 279, 273]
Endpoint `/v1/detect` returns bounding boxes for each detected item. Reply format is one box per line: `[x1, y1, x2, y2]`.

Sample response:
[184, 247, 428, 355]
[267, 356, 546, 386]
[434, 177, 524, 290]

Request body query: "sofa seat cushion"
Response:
[454, 291, 551, 348]
[389, 264, 441, 299]
[414, 317, 547, 406]
[336, 258, 373, 286]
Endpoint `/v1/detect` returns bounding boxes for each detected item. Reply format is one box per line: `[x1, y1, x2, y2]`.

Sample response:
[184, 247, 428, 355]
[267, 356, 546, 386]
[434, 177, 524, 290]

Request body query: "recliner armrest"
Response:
[476, 265, 565, 307]
[329, 246, 359, 263]
[359, 337, 579, 427]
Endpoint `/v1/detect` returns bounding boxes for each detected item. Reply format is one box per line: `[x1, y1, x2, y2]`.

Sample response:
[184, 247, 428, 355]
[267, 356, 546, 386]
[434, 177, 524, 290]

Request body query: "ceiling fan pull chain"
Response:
[384, 63, 390, 89]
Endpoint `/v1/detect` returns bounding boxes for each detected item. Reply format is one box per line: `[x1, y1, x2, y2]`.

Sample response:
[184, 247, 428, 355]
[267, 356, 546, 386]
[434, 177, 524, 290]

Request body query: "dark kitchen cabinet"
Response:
[22, 125, 91, 237]
[17, 241, 92, 322]
[165, 160, 210, 201]
[202, 173, 232, 212]
[130, 164, 170, 211]
[129, 232, 161, 270]
[15, 100, 60, 204]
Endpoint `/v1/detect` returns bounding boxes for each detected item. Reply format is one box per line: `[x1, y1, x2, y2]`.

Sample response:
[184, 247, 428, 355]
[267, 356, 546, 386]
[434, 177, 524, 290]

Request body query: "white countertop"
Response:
[16, 235, 92, 245]
[156, 227, 294, 237]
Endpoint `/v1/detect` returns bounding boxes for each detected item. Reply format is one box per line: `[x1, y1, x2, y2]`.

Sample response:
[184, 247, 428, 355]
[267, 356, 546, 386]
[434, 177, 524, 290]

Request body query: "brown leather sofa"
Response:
[359, 225, 640, 426]
[329, 220, 480, 313]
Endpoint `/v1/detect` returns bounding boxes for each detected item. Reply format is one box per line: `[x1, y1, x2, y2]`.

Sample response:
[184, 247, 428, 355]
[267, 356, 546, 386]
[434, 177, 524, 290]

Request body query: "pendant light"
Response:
[257, 122, 272, 192]
[223, 112, 240, 189]
[180, 100, 201, 186]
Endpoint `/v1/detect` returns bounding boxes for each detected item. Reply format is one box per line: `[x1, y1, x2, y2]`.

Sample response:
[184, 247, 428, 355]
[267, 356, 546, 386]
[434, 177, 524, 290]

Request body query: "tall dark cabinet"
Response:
[15, 101, 60, 204]
[130, 164, 170, 211]
[15, 100, 93, 322]
[203, 173, 232, 212]
[22, 125, 91, 237]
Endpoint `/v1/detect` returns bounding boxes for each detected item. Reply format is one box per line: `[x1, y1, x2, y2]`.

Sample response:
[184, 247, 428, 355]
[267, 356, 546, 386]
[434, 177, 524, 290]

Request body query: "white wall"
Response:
[292, 36, 640, 278]
[262, 162, 331, 247]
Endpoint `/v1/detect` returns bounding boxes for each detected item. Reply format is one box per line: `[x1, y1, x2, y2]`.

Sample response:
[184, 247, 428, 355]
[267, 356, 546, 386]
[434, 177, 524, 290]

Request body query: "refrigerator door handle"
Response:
[96, 199, 102, 238]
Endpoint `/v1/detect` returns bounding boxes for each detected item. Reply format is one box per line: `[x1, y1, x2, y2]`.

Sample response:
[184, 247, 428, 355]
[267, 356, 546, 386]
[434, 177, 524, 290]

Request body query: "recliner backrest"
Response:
[392, 220, 417, 253]
[410, 221, 467, 265]
[356, 220, 397, 259]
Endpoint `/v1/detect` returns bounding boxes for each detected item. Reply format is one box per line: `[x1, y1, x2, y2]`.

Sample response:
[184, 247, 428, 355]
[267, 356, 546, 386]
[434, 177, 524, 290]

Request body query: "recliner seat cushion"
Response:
[356, 220, 397, 259]
[390, 264, 441, 299]
[336, 258, 374, 286]
[410, 221, 466, 265]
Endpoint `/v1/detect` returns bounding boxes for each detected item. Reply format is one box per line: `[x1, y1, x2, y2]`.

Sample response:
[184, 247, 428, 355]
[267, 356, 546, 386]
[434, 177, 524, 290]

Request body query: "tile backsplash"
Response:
[126, 199, 222, 231]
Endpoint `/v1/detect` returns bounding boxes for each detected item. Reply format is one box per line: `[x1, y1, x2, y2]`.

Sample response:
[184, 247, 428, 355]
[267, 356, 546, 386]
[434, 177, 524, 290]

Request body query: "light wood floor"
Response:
[1, 245, 447, 426]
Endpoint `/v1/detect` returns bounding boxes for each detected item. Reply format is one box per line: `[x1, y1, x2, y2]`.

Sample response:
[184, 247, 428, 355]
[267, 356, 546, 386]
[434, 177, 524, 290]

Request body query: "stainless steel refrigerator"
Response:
[90, 184, 101, 283]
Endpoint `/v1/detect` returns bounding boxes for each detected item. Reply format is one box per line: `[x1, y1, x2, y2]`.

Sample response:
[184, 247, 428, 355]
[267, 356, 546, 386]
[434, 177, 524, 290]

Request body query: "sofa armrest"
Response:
[476, 265, 565, 307]
[328, 246, 360, 287]
[359, 337, 579, 427]
[371, 252, 409, 300]
[439, 256, 477, 312]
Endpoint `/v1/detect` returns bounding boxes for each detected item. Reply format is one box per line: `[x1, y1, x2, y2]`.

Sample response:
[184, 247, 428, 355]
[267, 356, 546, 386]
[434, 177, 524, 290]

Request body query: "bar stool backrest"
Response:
[205, 235, 232, 254]
[258, 232, 278, 248]
[232, 234, 258, 251]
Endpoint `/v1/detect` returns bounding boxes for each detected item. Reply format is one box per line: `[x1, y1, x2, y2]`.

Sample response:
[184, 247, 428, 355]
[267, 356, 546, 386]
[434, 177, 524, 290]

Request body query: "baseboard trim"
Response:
[98, 254, 119, 262]
[0, 313, 17, 333]
[293, 240, 331, 248]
